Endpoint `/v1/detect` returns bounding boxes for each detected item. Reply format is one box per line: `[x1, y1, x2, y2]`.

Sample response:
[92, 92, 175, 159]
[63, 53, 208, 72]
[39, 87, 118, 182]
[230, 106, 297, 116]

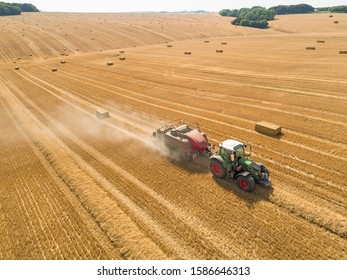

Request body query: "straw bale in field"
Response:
[96, 108, 109, 120]
[255, 121, 282, 136]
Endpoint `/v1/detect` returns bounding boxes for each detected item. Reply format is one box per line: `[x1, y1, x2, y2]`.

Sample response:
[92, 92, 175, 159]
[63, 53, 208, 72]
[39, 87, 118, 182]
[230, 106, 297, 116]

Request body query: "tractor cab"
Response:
[218, 140, 252, 166]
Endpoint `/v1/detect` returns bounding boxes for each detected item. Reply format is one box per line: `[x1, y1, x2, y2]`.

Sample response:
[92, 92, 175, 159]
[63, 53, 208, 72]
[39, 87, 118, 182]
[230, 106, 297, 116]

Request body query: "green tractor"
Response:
[208, 140, 271, 192]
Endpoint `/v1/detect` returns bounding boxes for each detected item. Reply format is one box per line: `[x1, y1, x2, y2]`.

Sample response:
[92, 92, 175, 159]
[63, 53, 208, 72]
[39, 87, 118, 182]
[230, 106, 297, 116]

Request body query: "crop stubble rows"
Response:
[0, 12, 346, 259]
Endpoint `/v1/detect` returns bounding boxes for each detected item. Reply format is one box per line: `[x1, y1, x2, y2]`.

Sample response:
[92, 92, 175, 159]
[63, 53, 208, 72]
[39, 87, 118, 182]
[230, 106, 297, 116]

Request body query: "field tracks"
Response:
[57, 62, 347, 144]
[18, 66, 346, 199]
[2, 12, 347, 259]
[2, 72, 246, 259]
[129, 55, 347, 99]
[1, 76, 169, 259]
[1, 84, 111, 259]
[7, 68, 347, 241]
[37, 68, 347, 175]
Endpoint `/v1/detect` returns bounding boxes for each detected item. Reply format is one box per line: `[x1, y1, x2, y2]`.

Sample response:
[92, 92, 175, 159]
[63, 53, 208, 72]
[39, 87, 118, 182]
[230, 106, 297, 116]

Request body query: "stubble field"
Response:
[0, 12, 346, 259]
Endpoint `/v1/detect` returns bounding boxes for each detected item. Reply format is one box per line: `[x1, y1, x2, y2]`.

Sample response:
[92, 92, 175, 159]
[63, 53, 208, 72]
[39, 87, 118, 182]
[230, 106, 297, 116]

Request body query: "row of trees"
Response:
[268, 4, 314, 15]
[219, 7, 275, 29]
[0, 2, 39, 16]
[219, 4, 335, 29]
[316, 6, 347, 13]
[12, 3, 39, 12]
[0, 3, 21, 15]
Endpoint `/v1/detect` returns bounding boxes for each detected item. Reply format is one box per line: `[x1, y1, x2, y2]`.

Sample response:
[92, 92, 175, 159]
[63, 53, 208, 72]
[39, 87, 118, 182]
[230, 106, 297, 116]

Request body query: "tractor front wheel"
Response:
[236, 175, 255, 192]
[209, 159, 226, 179]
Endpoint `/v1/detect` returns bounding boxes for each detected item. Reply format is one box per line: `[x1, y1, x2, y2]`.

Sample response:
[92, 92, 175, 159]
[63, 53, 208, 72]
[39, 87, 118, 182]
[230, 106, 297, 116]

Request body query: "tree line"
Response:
[219, 4, 317, 29]
[316, 6, 347, 13]
[0, 2, 39, 16]
[219, 6, 275, 29]
[268, 4, 314, 15]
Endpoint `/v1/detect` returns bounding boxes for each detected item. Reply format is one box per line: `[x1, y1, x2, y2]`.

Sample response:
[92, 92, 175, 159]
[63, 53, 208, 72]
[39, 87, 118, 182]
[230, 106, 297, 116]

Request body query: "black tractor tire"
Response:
[236, 175, 255, 192]
[209, 158, 226, 179]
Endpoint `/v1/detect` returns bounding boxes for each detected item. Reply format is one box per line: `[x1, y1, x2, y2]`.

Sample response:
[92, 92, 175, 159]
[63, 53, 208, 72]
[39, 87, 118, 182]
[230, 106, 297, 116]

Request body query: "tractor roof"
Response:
[220, 139, 243, 151]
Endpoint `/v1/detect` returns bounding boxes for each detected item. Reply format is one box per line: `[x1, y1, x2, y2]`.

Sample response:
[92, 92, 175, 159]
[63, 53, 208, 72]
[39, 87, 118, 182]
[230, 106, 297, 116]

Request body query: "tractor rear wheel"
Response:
[209, 159, 226, 179]
[236, 175, 255, 192]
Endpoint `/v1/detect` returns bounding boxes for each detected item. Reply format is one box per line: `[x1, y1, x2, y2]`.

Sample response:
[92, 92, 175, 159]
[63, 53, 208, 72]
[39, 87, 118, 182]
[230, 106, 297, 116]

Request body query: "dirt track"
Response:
[0, 12, 347, 259]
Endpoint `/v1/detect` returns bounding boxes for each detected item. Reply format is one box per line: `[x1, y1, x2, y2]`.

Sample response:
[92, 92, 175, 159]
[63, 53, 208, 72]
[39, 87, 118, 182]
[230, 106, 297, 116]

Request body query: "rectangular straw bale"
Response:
[255, 121, 282, 136]
[96, 108, 109, 120]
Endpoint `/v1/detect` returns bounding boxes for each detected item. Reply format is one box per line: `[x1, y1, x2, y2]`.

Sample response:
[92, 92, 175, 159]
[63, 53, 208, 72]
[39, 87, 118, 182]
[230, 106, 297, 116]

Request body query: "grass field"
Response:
[0, 12, 346, 259]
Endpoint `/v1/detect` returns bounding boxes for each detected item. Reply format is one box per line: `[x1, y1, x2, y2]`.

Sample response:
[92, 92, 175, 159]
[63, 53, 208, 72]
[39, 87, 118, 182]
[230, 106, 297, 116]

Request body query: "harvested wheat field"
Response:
[0, 12, 347, 260]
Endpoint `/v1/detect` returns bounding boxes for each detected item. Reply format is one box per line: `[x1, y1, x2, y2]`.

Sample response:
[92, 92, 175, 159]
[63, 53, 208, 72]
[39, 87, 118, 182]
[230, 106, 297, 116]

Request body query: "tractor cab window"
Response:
[234, 144, 245, 159]
[221, 148, 234, 162]
[220, 147, 227, 158]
